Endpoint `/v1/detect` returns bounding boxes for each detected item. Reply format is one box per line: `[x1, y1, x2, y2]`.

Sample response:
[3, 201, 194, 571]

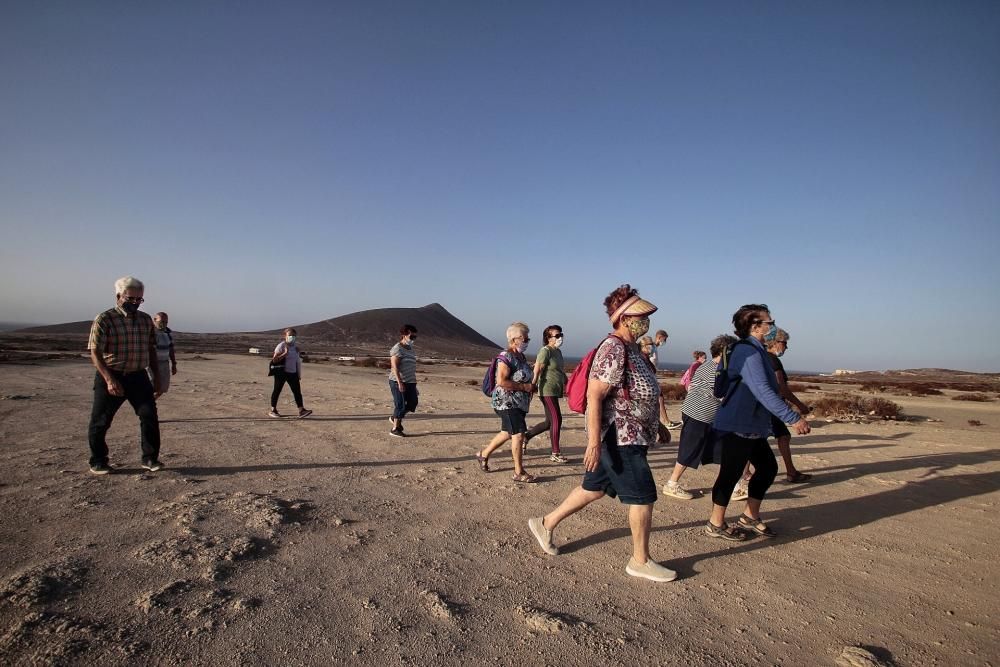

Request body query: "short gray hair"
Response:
[114, 275, 144, 295]
[767, 328, 790, 350]
[505, 321, 529, 344]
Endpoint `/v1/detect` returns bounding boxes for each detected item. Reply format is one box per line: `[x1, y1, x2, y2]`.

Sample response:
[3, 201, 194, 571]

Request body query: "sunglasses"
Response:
[550, 333, 564, 339]
[122, 296, 144, 304]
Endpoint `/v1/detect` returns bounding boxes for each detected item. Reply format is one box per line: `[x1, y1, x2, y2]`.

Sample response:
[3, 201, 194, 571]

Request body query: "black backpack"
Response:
[712, 339, 762, 406]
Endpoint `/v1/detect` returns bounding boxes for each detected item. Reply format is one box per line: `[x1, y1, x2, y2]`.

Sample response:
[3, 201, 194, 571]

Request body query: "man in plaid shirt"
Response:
[86, 275, 163, 474]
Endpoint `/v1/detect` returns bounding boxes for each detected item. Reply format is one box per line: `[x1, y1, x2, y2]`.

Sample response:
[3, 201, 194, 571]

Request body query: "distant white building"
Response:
[249, 347, 262, 355]
[337, 356, 356, 361]
[833, 369, 857, 375]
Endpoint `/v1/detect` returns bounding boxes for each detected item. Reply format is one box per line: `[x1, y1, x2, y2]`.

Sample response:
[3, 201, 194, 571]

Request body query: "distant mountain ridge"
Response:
[11, 303, 503, 359]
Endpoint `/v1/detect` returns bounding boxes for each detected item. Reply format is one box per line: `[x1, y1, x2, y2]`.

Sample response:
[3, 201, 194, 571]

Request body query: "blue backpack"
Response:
[481, 352, 510, 396]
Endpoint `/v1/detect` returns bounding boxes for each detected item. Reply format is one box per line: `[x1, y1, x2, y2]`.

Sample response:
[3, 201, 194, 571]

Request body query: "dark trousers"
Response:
[389, 382, 419, 420]
[526, 396, 562, 453]
[87, 370, 160, 466]
[711, 433, 778, 506]
[271, 371, 304, 409]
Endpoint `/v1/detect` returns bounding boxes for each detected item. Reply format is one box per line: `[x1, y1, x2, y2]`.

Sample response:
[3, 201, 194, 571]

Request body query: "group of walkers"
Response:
[86, 276, 814, 584]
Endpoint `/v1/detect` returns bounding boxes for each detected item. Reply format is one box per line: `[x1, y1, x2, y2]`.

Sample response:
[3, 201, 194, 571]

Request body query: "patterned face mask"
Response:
[626, 317, 650, 339]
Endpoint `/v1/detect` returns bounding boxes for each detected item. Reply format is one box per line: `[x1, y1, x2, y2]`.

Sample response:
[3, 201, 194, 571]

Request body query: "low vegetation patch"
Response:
[968, 420, 984, 427]
[952, 392, 994, 402]
[787, 382, 821, 393]
[811, 393, 902, 420]
[659, 383, 687, 401]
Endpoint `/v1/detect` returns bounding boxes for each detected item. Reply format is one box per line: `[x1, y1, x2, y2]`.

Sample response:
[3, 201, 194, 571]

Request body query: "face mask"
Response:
[406, 337, 415, 347]
[764, 324, 778, 341]
[156, 322, 167, 330]
[626, 317, 650, 339]
[121, 302, 140, 315]
[552, 337, 564, 349]
[776, 349, 785, 357]
[286, 335, 296, 344]
[516, 342, 528, 354]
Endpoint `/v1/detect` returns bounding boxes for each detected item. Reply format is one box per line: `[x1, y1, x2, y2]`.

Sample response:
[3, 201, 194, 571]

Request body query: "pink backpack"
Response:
[565, 335, 631, 414]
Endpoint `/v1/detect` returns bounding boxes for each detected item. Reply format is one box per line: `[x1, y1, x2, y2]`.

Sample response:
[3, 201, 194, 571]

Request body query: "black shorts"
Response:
[677, 414, 714, 469]
[581, 426, 657, 505]
[770, 415, 790, 439]
[495, 408, 528, 435]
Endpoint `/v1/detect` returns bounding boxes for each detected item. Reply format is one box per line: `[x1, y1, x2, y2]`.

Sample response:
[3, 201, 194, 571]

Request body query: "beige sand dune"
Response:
[0, 355, 997, 665]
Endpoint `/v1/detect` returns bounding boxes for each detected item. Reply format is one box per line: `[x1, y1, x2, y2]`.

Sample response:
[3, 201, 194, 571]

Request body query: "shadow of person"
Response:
[670, 468, 1000, 574]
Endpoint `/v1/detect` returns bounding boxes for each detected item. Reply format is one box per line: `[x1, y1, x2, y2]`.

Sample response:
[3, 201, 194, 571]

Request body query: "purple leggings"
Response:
[526, 396, 562, 453]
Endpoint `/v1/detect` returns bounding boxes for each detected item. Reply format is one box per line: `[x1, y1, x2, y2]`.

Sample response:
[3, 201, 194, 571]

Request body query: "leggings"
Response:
[271, 371, 304, 409]
[525, 396, 562, 454]
[711, 433, 778, 506]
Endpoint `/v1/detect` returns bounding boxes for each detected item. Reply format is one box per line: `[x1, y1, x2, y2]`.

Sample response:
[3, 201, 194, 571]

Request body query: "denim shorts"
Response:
[495, 408, 528, 435]
[582, 426, 657, 505]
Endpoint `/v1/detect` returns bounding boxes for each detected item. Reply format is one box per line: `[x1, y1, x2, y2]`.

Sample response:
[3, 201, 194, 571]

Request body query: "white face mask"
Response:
[406, 337, 415, 347]
[553, 337, 564, 349]
[286, 335, 296, 344]
[516, 342, 528, 354]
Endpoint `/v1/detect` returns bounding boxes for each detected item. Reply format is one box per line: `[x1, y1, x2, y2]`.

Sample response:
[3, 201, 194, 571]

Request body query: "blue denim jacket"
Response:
[712, 336, 800, 435]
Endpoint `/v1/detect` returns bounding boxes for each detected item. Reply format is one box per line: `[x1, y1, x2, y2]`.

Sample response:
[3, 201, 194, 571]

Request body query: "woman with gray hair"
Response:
[476, 322, 537, 482]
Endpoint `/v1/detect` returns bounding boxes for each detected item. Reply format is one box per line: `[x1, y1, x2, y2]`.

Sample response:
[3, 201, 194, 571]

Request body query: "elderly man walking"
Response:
[86, 276, 163, 474]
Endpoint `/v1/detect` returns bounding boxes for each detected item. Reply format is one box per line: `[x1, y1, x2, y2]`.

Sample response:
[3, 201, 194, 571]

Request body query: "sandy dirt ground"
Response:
[0, 354, 998, 666]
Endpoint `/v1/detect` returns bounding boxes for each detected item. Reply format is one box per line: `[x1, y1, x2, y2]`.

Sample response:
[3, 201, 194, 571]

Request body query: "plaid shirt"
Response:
[88, 306, 156, 372]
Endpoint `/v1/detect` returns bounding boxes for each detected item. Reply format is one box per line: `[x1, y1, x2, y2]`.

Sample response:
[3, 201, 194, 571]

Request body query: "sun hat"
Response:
[609, 295, 658, 326]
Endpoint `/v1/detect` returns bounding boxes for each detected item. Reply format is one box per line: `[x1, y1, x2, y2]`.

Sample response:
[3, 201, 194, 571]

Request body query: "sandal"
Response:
[476, 453, 490, 472]
[511, 472, 537, 483]
[705, 520, 746, 541]
[738, 514, 777, 538]
[786, 471, 813, 483]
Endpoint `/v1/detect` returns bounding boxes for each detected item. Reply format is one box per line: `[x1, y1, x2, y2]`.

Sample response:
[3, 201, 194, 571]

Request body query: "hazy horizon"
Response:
[2, 3, 998, 372]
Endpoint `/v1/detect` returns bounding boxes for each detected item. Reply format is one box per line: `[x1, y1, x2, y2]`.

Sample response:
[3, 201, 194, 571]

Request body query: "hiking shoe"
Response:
[705, 520, 747, 541]
[89, 462, 113, 475]
[268, 409, 281, 418]
[667, 421, 683, 430]
[626, 558, 677, 582]
[389, 428, 405, 438]
[662, 480, 694, 500]
[731, 481, 749, 502]
[298, 409, 313, 418]
[141, 459, 163, 472]
[528, 517, 558, 555]
[549, 453, 570, 464]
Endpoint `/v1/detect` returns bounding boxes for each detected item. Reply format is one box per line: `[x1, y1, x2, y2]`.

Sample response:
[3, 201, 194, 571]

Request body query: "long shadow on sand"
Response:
[161, 412, 498, 424]
[559, 449, 1000, 563]
[172, 453, 476, 476]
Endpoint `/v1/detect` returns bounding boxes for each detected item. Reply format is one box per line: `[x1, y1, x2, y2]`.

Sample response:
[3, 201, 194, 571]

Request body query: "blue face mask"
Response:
[764, 324, 777, 341]
[286, 335, 296, 344]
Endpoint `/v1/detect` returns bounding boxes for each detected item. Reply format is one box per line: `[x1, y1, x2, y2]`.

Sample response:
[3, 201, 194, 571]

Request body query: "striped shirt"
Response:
[388, 343, 417, 383]
[87, 306, 156, 372]
[681, 359, 722, 423]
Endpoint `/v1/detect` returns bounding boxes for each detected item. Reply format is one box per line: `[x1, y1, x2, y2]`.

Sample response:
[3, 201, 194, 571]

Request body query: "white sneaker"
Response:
[662, 480, 694, 500]
[731, 481, 749, 502]
[626, 558, 677, 582]
[528, 517, 559, 555]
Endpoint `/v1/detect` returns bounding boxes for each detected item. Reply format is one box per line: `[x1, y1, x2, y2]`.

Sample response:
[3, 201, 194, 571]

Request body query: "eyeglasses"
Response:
[515, 336, 530, 343]
[122, 296, 144, 304]
[551, 333, 564, 339]
[755, 319, 775, 326]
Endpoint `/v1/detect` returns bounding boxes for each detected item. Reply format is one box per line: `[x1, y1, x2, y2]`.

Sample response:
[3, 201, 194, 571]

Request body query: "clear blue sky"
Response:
[2, 2, 998, 372]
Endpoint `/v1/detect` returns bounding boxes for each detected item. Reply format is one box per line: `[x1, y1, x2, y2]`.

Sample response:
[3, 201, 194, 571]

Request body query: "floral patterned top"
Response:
[491, 351, 533, 412]
[589, 336, 660, 447]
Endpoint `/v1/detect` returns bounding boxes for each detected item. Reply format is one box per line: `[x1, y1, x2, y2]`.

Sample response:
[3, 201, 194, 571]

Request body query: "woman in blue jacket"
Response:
[706, 304, 811, 540]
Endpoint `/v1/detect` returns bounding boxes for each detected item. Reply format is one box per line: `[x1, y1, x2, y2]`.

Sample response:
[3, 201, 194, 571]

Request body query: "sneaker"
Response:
[527, 517, 559, 555]
[141, 459, 163, 472]
[626, 557, 677, 582]
[89, 462, 113, 475]
[549, 453, 570, 464]
[731, 481, 749, 502]
[268, 409, 281, 418]
[389, 428, 405, 438]
[298, 409, 313, 418]
[667, 421, 683, 430]
[705, 520, 747, 541]
[662, 480, 694, 500]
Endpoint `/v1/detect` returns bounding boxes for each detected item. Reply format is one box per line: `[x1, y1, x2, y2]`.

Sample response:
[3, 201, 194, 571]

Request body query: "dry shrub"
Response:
[889, 384, 943, 397]
[466, 379, 479, 386]
[859, 381, 886, 394]
[968, 420, 984, 427]
[660, 383, 687, 401]
[356, 356, 390, 369]
[952, 393, 994, 402]
[787, 382, 817, 393]
[811, 393, 902, 420]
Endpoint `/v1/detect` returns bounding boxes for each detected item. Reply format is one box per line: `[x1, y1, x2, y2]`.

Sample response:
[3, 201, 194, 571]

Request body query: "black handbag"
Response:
[268, 358, 285, 376]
